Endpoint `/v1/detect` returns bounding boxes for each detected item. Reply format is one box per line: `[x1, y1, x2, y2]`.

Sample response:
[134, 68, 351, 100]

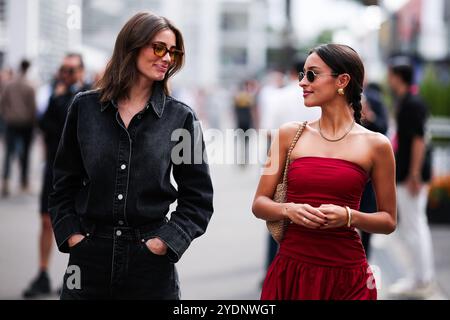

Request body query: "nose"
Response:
[161, 51, 171, 64]
[299, 76, 308, 88]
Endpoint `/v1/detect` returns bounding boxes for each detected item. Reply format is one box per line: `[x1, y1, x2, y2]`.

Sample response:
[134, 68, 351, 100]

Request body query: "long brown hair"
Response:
[96, 12, 185, 103]
[309, 44, 365, 124]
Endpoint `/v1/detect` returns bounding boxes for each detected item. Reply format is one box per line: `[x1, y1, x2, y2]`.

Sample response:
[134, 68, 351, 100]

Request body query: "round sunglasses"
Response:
[150, 42, 184, 63]
[298, 70, 338, 83]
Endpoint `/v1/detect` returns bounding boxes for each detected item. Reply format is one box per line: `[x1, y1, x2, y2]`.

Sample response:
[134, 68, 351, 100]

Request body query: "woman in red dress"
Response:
[252, 44, 397, 300]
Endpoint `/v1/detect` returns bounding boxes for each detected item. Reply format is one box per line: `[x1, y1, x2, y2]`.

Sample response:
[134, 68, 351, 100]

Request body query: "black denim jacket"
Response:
[49, 82, 214, 263]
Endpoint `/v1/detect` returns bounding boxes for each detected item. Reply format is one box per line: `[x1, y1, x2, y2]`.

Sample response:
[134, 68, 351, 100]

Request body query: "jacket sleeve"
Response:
[48, 94, 84, 253]
[154, 112, 214, 263]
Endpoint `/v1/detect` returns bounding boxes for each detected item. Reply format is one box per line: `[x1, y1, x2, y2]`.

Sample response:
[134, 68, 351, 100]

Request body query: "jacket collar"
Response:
[100, 81, 166, 118]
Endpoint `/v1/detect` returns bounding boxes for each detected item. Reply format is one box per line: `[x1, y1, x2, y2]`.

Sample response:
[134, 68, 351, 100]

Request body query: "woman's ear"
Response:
[337, 73, 351, 89]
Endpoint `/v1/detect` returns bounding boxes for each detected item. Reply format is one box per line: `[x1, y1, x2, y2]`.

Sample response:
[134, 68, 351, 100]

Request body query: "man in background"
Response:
[22, 53, 89, 298]
[387, 61, 435, 299]
[360, 82, 388, 259]
[0, 59, 36, 197]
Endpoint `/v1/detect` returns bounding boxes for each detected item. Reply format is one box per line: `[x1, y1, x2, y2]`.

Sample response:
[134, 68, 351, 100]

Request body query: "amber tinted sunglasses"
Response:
[150, 42, 184, 63]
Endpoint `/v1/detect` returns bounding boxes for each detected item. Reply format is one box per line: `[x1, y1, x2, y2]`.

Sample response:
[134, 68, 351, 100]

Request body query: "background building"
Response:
[378, 0, 448, 61]
[0, 0, 82, 81]
[82, 0, 269, 87]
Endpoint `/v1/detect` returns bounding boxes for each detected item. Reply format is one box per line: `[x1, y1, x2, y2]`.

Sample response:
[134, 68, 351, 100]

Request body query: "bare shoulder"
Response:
[279, 121, 303, 132]
[279, 121, 304, 144]
[355, 125, 393, 157]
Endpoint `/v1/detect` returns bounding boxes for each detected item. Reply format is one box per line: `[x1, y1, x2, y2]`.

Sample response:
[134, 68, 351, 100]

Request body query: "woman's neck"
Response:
[319, 99, 354, 135]
[126, 76, 153, 106]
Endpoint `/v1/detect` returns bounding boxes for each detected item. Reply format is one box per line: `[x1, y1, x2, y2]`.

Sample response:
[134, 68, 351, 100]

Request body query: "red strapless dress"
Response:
[261, 157, 377, 300]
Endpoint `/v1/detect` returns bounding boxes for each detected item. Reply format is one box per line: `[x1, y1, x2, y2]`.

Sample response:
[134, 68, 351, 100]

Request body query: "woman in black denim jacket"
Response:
[49, 12, 214, 299]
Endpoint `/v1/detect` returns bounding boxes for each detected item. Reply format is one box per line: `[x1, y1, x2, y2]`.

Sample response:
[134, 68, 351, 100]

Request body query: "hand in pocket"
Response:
[145, 238, 168, 255]
[68, 234, 86, 248]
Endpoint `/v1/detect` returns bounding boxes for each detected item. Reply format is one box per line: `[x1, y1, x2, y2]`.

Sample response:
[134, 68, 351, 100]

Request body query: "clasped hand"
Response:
[284, 203, 348, 229]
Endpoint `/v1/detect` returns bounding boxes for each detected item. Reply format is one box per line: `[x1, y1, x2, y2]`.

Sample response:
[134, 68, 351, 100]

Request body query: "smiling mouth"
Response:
[303, 91, 313, 97]
[155, 65, 168, 72]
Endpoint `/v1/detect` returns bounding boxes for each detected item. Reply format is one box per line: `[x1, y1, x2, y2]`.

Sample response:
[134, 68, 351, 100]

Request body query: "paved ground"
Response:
[0, 136, 449, 300]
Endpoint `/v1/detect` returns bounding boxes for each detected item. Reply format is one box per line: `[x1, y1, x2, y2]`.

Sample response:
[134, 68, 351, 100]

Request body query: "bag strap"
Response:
[281, 121, 307, 184]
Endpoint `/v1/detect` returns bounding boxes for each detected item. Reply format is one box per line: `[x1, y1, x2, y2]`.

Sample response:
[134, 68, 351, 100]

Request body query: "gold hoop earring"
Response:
[338, 88, 345, 96]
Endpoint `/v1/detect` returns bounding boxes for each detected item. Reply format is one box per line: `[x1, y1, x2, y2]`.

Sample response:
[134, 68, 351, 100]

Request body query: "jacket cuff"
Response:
[154, 221, 191, 263]
[52, 214, 82, 253]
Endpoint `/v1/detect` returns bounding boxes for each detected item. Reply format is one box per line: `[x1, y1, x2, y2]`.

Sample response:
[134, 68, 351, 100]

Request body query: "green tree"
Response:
[420, 65, 450, 118]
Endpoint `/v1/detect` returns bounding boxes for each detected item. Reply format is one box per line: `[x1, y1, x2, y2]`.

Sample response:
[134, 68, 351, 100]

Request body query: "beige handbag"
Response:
[266, 121, 307, 243]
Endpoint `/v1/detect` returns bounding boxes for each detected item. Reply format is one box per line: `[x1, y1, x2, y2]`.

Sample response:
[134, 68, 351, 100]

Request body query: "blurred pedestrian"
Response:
[233, 80, 257, 166]
[253, 44, 396, 300]
[387, 61, 435, 298]
[36, 70, 62, 119]
[0, 59, 36, 197]
[0, 68, 14, 136]
[274, 60, 322, 128]
[360, 82, 389, 259]
[49, 12, 213, 299]
[258, 71, 284, 133]
[22, 53, 89, 298]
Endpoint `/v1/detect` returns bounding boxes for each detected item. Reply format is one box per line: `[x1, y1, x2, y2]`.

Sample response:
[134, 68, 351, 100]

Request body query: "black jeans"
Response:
[60, 221, 180, 300]
[2, 124, 33, 185]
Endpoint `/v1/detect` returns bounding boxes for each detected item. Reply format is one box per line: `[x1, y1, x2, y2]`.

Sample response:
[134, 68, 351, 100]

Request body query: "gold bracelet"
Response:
[345, 206, 352, 227]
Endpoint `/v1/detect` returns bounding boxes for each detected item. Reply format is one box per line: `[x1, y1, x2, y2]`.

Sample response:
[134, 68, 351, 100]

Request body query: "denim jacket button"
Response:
[116, 230, 122, 236]
[120, 164, 126, 170]
[117, 194, 123, 200]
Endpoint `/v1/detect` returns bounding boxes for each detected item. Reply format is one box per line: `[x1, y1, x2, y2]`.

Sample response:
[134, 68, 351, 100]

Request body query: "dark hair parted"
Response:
[96, 12, 185, 103]
[309, 44, 365, 124]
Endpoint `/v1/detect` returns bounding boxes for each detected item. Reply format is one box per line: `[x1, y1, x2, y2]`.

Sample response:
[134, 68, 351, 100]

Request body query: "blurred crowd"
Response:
[0, 50, 444, 299]
[0, 53, 91, 297]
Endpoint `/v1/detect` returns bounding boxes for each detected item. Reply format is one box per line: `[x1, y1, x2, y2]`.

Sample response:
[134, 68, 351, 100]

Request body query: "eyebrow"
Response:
[305, 66, 321, 71]
[153, 41, 177, 48]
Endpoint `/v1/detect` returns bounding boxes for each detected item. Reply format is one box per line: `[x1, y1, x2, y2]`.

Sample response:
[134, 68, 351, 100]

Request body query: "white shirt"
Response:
[261, 80, 321, 131]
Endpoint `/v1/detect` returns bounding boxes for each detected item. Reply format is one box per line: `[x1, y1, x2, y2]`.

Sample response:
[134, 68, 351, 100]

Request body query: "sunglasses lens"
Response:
[61, 67, 75, 75]
[299, 72, 304, 81]
[153, 44, 167, 57]
[171, 51, 183, 63]
[151, 43, 183, 63]
[299, 71, 316, 82]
